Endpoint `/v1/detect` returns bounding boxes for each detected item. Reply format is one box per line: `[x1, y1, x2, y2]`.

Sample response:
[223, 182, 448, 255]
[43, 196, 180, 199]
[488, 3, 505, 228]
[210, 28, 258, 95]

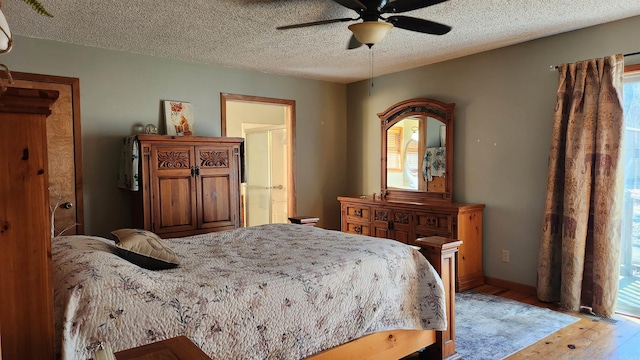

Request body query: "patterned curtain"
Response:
[537, 55, 624, 318]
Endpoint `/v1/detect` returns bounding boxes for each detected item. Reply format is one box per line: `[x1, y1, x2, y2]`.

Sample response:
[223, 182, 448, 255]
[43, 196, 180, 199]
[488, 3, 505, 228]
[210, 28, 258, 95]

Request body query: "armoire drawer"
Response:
[415, 212, 452, 234]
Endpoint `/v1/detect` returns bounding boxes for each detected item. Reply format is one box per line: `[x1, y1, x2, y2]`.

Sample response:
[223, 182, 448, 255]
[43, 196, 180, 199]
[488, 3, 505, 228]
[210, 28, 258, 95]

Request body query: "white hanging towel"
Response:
[117, 136, 140, 191]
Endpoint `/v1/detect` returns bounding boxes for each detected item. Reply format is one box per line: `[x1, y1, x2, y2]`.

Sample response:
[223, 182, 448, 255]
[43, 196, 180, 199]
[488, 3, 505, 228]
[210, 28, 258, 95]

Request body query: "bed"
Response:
[52, 224, 458, 359]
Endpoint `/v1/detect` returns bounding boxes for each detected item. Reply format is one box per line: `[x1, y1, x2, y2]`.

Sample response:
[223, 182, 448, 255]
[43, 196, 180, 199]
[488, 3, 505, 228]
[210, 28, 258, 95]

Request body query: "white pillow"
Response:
[111, 229, 180, 270]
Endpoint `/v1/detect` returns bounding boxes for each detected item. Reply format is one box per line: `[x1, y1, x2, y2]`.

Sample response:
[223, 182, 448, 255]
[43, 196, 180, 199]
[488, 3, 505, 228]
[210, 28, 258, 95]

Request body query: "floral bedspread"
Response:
[52, 224, 446, 360]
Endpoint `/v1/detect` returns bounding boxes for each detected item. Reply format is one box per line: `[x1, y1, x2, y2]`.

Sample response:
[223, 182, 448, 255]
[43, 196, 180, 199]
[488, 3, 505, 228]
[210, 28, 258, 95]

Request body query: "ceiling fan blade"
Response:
[347, 34, 363, 49]
[277, 17, 355, 30]
[381, 0, 448, 14]
[387, 15, 451, 35]
[332, 0, 368, 11]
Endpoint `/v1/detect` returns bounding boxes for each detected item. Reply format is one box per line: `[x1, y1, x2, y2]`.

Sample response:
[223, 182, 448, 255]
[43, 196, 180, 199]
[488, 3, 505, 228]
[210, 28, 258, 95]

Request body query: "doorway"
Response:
[244, 126, 288, 226]
[220, 93, 296, 227]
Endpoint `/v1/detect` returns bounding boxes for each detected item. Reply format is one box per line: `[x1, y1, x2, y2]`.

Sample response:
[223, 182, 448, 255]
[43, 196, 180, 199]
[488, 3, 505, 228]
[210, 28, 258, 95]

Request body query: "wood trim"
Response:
[9, 72, 84, 234]
[484, 276, 537, 296]
[220, 93, 297, 220]
[0, 87, 59, 114]
[624, 64, 640, 73]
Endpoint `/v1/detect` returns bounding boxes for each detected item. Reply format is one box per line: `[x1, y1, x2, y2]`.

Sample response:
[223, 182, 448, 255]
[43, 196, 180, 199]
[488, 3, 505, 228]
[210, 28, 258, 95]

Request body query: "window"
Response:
[387, 126, 403, 172]
[619, 64, 640, 317]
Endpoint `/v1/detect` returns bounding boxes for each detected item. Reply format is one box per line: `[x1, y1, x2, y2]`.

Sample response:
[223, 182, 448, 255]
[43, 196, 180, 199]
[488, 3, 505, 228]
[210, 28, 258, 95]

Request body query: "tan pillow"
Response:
[111, 229, 180, 270]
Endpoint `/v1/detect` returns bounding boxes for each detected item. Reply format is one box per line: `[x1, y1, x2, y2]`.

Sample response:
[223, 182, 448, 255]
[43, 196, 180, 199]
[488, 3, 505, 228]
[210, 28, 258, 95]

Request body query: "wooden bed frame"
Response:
[308, 236, 462, 360]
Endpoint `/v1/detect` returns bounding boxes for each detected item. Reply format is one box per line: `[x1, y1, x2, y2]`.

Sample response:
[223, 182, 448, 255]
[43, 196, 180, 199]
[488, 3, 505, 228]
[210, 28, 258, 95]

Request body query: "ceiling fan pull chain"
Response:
[369, 47, 374, 96]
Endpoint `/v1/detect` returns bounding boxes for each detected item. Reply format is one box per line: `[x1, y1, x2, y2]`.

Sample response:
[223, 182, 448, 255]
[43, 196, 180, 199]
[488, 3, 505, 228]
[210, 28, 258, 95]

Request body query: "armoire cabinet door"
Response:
[150, 145, 198, 234]
[196, 144, 239, 230]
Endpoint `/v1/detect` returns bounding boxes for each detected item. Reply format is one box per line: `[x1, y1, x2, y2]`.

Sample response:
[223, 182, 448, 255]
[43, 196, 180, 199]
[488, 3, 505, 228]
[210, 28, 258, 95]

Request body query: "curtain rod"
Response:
[549, 51, 640, 71]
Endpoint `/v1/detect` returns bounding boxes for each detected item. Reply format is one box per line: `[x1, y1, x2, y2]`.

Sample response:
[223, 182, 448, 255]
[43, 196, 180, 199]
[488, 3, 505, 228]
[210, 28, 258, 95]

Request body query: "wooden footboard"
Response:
[306, 237, 461, 360]
[307, 329, 436, 360]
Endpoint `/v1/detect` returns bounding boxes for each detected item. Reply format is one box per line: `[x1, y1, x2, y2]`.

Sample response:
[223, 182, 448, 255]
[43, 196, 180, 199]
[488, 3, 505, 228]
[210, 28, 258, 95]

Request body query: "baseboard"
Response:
[458, 272, 485, 292]
[484, 276, 537, 296]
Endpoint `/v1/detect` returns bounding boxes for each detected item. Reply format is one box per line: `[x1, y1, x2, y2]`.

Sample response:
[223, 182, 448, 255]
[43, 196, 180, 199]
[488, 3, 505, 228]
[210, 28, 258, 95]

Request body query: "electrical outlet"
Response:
[501, 250, 510, 263]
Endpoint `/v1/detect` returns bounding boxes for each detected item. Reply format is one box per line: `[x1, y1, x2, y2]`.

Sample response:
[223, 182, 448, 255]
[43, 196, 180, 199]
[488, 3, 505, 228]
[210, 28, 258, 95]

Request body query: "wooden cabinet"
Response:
[133, 135, 243, 238]
[338, 196, 485, 291]
[372, 207, 413, 243]
[0, 87, 59, 360]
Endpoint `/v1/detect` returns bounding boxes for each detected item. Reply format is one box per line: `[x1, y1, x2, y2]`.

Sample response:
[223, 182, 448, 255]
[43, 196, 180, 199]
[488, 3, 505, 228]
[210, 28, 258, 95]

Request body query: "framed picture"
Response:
[164, 100, 194, 136]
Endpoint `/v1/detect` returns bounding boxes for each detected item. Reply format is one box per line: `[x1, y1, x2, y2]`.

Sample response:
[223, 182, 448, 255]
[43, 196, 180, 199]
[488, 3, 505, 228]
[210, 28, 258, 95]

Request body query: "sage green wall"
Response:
[4, 35, 347, 235]
[345, 15, 640, 287]
[226, 102, 286, 137]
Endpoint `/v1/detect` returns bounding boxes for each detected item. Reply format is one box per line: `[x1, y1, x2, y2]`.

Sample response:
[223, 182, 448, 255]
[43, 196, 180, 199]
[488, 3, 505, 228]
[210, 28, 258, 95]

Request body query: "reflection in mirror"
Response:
[386, 117, 446, 192]
[379, 98, 454, 203]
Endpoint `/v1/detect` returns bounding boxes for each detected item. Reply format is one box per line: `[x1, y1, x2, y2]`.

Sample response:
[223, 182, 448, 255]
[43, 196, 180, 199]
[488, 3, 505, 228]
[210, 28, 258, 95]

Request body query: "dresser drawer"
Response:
[415, 212, 452, 235]
[344, 203, 371, 222]
[344, 221, 371, 236]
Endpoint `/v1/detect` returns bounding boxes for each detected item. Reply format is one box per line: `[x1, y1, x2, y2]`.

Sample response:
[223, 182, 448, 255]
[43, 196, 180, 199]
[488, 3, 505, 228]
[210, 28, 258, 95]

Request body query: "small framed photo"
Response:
[164, 100, 194, 136]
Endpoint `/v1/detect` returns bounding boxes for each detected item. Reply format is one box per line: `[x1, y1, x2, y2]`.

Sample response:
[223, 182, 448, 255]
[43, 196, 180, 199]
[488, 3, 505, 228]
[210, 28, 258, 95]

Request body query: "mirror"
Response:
[379, 98, 454, 203]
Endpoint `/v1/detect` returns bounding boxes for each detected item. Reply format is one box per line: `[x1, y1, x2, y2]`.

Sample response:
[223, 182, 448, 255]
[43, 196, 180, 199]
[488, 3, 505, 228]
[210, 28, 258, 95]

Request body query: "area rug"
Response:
[455, 291, 580, 360]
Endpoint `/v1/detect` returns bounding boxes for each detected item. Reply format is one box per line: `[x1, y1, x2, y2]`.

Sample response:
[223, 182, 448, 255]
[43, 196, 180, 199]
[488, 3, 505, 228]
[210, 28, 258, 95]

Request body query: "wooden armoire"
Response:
[132, 135, 243, 238]
[0, 87, 59, 359]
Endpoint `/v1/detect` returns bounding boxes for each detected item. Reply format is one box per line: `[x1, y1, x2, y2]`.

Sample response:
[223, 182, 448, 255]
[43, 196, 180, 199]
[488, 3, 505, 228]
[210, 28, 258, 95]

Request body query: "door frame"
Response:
[220, 93, 297, 220]
[11, 72, 84, 234]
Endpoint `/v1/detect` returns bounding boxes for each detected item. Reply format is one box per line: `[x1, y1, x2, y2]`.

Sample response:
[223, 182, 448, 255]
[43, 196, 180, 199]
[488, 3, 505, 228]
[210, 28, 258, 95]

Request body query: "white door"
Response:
[245, 126, 288, 226]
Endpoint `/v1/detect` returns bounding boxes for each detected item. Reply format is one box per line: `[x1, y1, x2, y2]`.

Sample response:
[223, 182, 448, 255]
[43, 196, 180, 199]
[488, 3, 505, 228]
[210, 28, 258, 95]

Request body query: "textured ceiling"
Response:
[3, 0, 640, 84]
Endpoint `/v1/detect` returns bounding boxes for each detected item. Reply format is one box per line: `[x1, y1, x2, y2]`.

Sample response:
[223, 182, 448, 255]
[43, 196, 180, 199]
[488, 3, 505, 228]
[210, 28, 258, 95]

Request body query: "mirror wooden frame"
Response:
[379, 98, 454, 203]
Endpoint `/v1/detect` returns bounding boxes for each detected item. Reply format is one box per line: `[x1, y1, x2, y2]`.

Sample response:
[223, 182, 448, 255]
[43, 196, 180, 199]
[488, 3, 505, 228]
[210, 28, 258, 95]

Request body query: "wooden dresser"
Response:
[338, 195, 485, 291]
[132, 135, 243, 238]
[0, 87, 59, 359]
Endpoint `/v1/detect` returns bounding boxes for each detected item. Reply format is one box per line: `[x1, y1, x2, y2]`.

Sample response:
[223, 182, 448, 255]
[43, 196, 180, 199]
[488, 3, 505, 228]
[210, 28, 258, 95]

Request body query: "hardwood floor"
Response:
[472, 284, 640, 359]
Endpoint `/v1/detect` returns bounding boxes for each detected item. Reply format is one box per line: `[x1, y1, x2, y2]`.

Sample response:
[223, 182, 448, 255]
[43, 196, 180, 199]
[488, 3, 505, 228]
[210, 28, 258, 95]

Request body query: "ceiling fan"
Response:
[276, 0, 452, 49]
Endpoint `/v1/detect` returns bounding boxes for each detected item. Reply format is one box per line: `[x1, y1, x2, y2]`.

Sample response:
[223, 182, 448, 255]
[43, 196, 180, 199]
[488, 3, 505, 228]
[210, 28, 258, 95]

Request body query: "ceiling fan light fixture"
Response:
[348, 21, 393, 47]
[0, 7, 13, 53]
